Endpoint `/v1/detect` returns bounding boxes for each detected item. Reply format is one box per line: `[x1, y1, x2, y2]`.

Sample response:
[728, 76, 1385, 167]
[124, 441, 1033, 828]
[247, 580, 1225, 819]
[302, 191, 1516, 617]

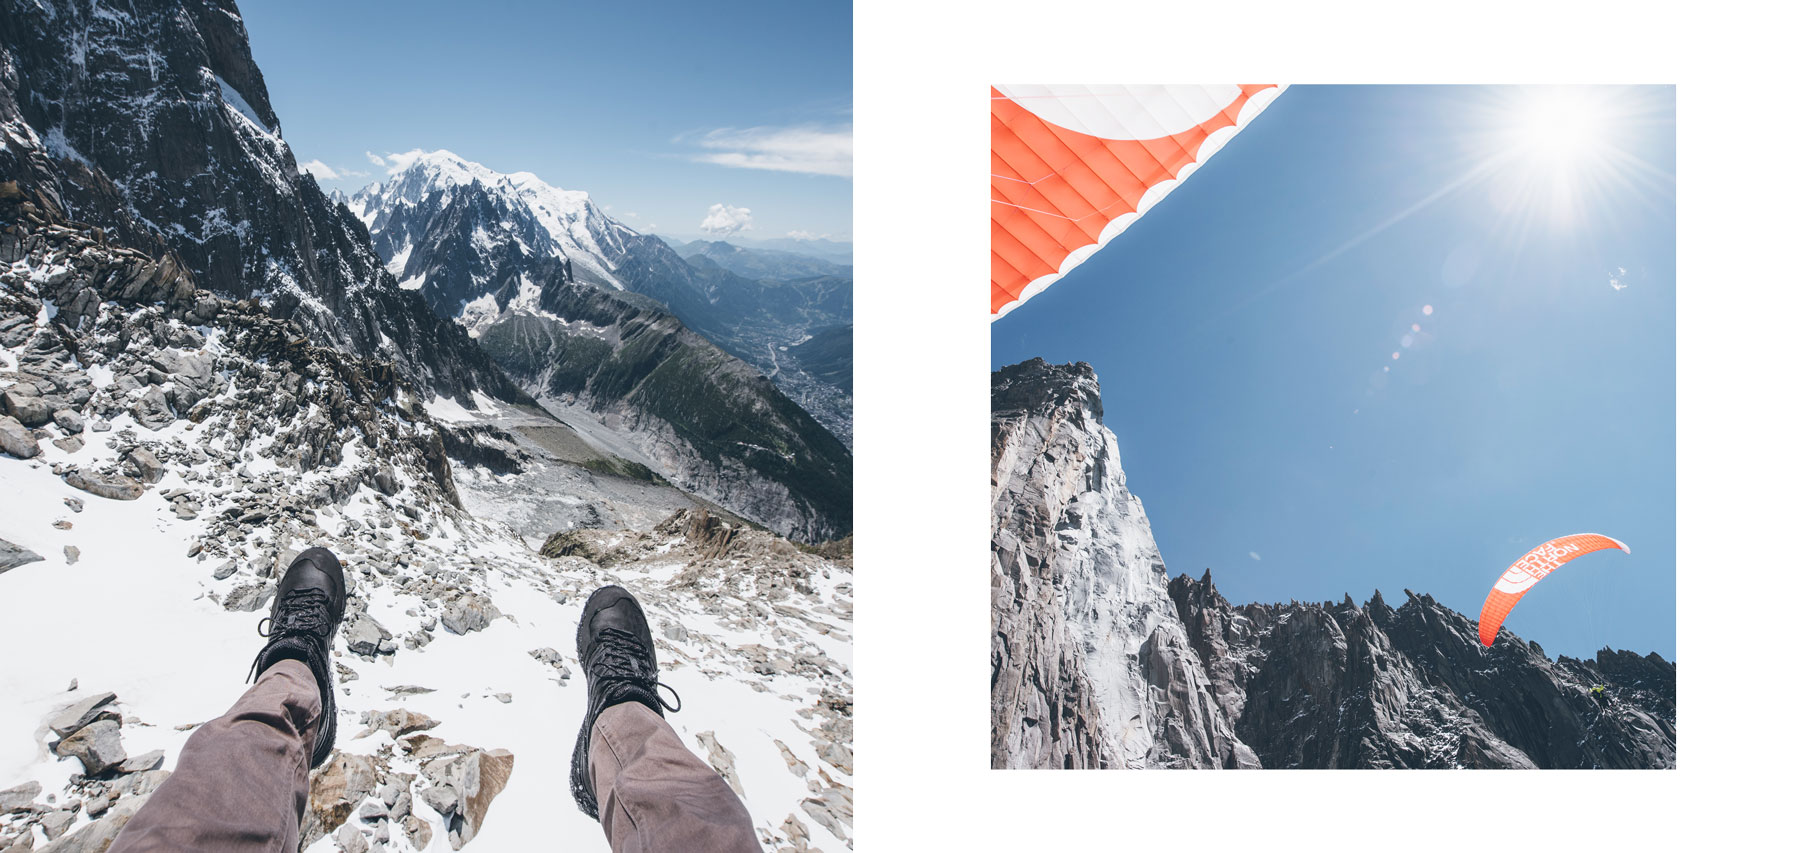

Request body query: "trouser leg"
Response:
[110, 659, 321, 853]
[586, 701, 760, 853]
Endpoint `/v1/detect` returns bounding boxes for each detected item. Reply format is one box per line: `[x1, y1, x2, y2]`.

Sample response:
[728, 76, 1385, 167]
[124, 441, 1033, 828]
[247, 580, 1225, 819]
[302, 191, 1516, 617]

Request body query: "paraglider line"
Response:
[991, 198, 1124, 224]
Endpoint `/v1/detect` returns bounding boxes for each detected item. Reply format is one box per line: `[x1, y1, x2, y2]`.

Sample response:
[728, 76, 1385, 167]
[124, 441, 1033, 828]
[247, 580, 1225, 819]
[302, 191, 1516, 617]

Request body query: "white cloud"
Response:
[786, 230, 833, 241]
[700, 203, 753, 237]
[364, 150, 431, 176]
[689, 125, 851, 178]
[1248, 551, 1261, 561]
[299, 159, 367, 181]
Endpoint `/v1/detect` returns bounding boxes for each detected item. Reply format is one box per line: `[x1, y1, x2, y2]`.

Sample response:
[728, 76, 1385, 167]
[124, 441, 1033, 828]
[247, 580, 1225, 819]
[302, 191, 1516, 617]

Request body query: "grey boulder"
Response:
[0, 538, 45, 574]
[125, 446, 164, 483]
[54, 718, 128, 776]
[0, 780, 40, 813]
[440, 594, 502, 636]
[50, 693, 118, 737]
[0, 414, 39, 458]
[63, 468, 145, 501]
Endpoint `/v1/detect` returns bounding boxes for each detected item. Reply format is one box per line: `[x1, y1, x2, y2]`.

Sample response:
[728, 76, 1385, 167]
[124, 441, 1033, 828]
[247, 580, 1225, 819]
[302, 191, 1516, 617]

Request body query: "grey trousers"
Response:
[110, 659, 318, 852]
[108, 660, 759, 852]
[585, 701, 760, 853]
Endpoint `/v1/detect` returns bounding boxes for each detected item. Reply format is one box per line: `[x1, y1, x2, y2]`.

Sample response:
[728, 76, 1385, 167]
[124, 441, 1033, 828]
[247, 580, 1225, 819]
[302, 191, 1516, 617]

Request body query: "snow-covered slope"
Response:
[0, 195, 850, 851]
[349, 151, 642, 296]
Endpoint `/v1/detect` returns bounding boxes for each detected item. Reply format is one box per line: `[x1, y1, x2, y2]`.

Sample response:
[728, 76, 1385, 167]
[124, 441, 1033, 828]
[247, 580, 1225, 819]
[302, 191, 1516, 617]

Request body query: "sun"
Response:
[1467, 85, 1665, 232]
[1512, 88, 1607, 169]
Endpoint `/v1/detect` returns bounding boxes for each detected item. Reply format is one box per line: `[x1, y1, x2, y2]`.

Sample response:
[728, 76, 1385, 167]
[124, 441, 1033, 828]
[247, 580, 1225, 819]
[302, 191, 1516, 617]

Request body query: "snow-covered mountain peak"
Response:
[350, 150, 638, 290]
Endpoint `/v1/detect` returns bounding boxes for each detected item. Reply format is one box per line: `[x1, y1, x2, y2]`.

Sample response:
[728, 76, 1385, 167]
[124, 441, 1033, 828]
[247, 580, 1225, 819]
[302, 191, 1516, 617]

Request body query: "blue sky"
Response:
[239, 0, 850, 242]
[992, 85, 1675, 660]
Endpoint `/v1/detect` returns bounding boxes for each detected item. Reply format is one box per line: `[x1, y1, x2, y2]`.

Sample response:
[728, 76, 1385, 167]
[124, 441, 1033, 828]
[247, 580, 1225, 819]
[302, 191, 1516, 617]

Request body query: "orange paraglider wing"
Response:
[1478, 533, 1631, 647]
[991, 84, 1285, 321]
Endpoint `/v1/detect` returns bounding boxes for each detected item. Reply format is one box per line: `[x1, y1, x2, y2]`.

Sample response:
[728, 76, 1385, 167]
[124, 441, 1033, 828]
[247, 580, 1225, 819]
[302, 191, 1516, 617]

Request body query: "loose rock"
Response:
[62, 469, 145, 501]
[119, 750, 165, 773]
[49, 693, 118, 737]
[125, 446, 163, 483]
[54, 718, 128, 776]
[0, 414, 39, 458]
[223, 582, 275, 612]
[0, 538, 45, 574]
[52, 409, 85, 434]
[0, 781, 40, 813]
[440, 593, 501, 636]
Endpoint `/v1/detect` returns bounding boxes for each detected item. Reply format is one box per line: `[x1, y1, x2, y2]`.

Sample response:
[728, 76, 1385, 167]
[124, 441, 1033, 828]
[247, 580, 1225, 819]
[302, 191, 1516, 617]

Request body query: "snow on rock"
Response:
[1, 204, 852, 850]
[989, 358, 1254, 769]
[351, 150, 636, 292]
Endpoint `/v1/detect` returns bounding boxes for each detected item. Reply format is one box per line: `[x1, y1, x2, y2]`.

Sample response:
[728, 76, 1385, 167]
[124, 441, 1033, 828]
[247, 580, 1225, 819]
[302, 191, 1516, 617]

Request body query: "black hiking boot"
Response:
[247, 546, 347, 769]
[568, 585, 681, 820]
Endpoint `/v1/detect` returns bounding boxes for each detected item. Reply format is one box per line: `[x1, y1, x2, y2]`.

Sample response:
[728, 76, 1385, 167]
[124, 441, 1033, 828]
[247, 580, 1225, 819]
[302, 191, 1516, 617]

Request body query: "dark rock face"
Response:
[1168, 575, 1675, 768]
[0, 0, 520, 404]
[1, 188, 469, 525]
[993, 358, 1676, 770]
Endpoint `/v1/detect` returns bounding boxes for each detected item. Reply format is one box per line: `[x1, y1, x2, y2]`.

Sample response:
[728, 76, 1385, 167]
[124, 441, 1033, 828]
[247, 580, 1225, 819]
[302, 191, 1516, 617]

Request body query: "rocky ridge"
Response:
[349, 151, 853, 449]
[991, 358, 1255, 769]
[0, 0, 522, 404]
[991, 358, 1675, 769]
[0, 182, 852, 849]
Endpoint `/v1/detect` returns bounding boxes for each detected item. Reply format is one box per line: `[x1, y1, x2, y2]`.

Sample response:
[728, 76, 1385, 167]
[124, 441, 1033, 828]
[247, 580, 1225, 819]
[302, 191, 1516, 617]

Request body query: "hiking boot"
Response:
[568, 585, 681, 820]
[247, 546, 347, 769]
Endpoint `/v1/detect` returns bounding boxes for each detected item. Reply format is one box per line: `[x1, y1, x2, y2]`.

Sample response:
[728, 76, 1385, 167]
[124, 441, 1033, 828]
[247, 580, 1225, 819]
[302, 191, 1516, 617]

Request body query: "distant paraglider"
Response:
[1478, 533, 1630, 646]
[990, 84, 1285, 321]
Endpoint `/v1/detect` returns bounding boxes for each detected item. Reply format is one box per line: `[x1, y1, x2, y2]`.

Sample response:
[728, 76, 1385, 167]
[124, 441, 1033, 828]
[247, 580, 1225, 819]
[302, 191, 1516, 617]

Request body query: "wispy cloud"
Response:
[786, 230, 834, 241]
[300, 159, 368, 181]
[700, 203, 753, 236]
[1248, 551, 1262, 561]
[365, 150, 433, 176]
[687, 125, 851, 178]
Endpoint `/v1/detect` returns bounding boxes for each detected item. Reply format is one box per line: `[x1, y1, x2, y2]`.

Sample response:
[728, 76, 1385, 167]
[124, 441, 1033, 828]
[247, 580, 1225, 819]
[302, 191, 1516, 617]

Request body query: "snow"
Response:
[351, 150, 635, 291]
[457, 292, 502, 335]
[213, 74, 274, 137]
[41, 126, 92, 168]
[0, 443, 851, 849]
[385, 241, 413, 278]
[422, 392, 504, 424]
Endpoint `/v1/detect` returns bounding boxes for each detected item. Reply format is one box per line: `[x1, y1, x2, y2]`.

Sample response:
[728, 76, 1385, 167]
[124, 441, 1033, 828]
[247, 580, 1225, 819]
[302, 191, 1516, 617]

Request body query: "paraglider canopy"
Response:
[990, 84, 1285, 321]
[1478, 533, 1630, 647]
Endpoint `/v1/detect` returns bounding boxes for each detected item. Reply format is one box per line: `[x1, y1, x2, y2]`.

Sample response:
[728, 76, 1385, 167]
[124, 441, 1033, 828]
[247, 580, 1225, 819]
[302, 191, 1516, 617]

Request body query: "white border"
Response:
[857, 0, 1797, 849]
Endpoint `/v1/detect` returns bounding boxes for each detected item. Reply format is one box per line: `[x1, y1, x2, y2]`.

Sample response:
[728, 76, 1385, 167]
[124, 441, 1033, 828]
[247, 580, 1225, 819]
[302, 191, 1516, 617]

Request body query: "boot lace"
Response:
[246, 587, 334, 683]
[587, 628, 681, 712]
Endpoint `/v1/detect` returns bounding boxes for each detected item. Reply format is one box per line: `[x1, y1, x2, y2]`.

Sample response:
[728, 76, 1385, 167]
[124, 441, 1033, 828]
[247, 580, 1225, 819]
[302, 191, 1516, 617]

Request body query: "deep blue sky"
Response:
[239, 0, 850, 241]
[992, 86, 1675, 660]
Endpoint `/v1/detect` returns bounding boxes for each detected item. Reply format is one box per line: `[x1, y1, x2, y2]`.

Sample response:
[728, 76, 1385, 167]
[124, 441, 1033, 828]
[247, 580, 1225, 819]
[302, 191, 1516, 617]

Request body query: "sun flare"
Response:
[1513, 89, 1606, 168]
[1466, 85, 1668, 233]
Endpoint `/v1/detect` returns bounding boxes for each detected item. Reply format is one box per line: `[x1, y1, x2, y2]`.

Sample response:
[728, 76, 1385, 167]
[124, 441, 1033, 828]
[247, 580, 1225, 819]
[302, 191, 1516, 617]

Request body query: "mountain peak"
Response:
[351, 150, 642, 292]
